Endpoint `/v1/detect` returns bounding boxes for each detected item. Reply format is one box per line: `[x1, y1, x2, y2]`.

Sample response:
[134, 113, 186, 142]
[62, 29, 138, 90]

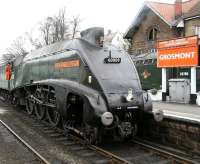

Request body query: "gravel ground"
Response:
[0, 102, 90, 164]
[0, 121, 39, 164]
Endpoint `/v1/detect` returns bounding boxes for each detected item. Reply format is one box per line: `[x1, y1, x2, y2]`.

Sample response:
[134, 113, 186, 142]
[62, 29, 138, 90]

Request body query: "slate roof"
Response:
[148, 0, 200, 22]
[183, 0, 200, 18]
[147, 2, 175, 23]
[125, 0, 200, 38]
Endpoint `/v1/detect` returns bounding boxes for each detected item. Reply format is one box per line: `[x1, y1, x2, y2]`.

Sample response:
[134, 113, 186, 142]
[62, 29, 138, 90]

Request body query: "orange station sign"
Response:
[157, 36, 199, 68]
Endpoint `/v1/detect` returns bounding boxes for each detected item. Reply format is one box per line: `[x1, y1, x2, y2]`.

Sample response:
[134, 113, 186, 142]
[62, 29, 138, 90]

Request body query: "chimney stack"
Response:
[175, 0, 182, 19]
[80, 27, 104, 47]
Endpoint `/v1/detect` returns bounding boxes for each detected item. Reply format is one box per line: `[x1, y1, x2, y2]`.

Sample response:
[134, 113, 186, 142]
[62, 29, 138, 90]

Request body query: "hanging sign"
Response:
[157, 36, 198, 68]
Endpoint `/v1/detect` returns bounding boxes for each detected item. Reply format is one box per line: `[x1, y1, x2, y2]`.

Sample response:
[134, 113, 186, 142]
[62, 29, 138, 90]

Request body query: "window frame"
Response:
[147, 25, 160, 41]
[195, 26, 200, 38]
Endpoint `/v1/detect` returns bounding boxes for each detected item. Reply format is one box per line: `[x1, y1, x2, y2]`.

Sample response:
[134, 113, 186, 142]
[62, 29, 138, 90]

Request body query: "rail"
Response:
[0, 119, 51, 164]
[133, 139, 196, 164]
[89, 144, 131, 164]
[2, 105, 198, 164]
[22, 113, 198, 164]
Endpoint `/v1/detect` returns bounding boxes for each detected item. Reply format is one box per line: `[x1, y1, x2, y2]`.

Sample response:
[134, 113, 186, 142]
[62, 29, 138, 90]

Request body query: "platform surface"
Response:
[153, 101, 200, 122]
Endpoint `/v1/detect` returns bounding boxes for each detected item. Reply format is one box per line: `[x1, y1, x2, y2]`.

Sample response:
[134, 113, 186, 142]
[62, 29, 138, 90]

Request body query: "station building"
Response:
[124, 0, 200, 104]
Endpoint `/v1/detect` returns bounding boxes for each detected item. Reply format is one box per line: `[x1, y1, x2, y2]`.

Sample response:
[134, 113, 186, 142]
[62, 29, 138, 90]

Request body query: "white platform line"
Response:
[154, 109, 200, 123]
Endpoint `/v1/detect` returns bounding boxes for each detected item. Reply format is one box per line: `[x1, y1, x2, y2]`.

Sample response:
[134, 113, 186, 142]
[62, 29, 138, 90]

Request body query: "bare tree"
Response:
[40, 17, 54, 45]
[51, 16, 60, 43]
[58, 8, 68, 40]
[38, 8, 82, 46]
[2, 53, 16, 62]
[52, 8, 69, 42]
[1, 7, 82, 63]
[6, 36, 28, 61]
[70, 15, 81, 39]
[26, 32, 42, 49]
[39, 8, 69, 45]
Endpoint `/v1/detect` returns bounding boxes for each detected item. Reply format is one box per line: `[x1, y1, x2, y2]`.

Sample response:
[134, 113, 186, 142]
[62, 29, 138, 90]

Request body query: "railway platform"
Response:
[153, 101, 200, 123]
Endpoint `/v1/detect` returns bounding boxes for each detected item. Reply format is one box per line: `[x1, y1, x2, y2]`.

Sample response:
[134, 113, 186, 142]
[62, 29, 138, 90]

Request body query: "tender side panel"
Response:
[15, 50, 82, 88]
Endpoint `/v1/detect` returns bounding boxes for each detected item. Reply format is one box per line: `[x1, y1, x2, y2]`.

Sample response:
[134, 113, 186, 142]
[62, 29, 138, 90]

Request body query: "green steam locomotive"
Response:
[0, 27, 154, 144]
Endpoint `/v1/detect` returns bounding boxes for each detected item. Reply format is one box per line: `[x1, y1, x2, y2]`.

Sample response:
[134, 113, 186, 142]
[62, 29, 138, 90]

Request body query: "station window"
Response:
[148, 28, 158, 41]
[139, 60, 143, 65]
[135, 61, 139, 65]
[152, 59, 156, 64]
[143, 60, 148, 65]
[195, 26, 200, 38]
[135, 60, 143, 65]
[143, 59, 153, 65]
[149, 59, 153, 64]
[197, 67, 200, 91]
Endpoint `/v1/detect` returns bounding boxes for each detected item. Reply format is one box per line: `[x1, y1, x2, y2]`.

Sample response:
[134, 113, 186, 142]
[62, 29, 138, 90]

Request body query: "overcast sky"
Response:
[0, 0, 176, 54]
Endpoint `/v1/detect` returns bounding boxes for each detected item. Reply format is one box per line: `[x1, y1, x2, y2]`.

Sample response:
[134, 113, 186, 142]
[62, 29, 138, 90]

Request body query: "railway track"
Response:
[0, 103, 199, 164]
[98, 140, 197, 164]
[28, 115, 198, 164]
[0, 119, 50, 164]
[132, 139, 197, 164]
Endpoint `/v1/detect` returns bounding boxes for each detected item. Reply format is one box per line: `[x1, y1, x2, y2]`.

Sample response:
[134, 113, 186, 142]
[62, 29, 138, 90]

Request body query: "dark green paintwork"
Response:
[133, 53, 200, 92]
[15, 50, 83, 88]
[136, 61, 162, 90]
[0, 47, 102, 93]
[133, 53, 162, 90]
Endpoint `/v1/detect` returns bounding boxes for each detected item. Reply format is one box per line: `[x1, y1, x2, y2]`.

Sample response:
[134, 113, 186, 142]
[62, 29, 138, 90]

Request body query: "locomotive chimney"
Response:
[175, 0, 182, 19]
[80, 27, 104, 47]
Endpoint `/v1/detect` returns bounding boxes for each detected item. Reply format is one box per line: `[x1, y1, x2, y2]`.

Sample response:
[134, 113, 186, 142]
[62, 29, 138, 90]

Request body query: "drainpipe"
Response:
[190, 67, 197, 104]
[162, 68, 167, 101]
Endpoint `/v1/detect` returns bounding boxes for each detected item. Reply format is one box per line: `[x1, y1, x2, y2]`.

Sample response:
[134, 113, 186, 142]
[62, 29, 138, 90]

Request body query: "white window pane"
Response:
[195, 26, 200, 38]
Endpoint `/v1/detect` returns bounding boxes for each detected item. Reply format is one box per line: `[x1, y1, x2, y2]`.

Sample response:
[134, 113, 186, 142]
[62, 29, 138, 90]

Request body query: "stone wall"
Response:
[140, 113, 200, 155]
[130, 9, 175, 55]
[132, 10, 174, 42]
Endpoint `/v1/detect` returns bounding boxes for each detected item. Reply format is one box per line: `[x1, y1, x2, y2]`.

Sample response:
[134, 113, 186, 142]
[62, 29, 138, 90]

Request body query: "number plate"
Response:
[104, 57, 121, 64]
